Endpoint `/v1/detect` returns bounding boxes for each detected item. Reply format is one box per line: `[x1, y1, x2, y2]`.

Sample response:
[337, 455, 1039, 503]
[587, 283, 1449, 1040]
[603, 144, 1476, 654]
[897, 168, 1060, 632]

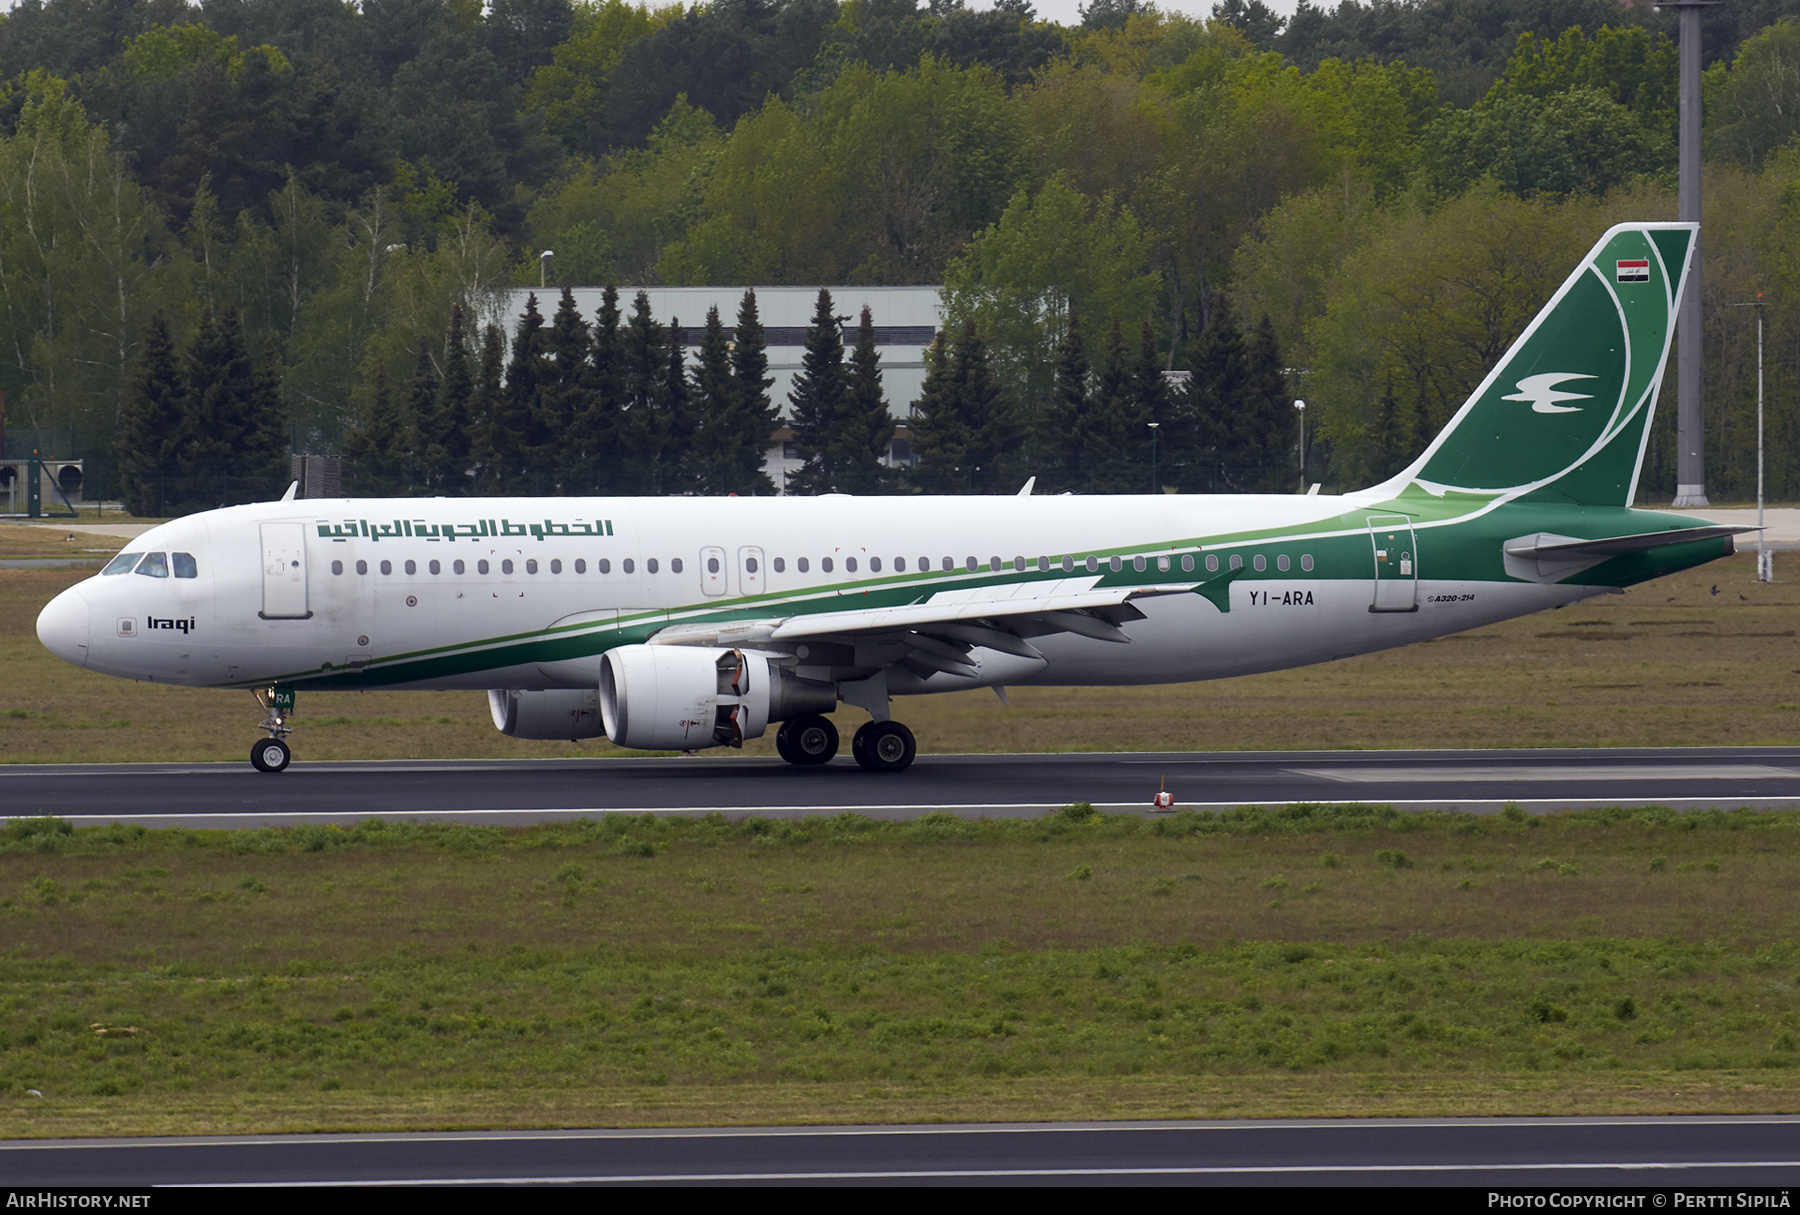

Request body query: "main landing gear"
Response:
[773, 715, 917, 773]
[250, 686, 295, 773]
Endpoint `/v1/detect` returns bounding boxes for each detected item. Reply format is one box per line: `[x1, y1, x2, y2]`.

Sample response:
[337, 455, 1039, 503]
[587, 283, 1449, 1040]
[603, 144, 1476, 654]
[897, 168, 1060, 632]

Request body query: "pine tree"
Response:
[470, 323, 507, 493]
[540, 286, 591, 490]
[844, 305, 894, 495]
[730, 288, 776, 492]
[405, 334, 441, 492]
[342, 366, 409, 496]
[1184, 295, 1249, 491]
[175, 308, 260, 512]
[787, 288, 851, 495]
[241, 344, 291, 500]
[1036, 311, 1090, 494]
[434, 305, 475, 494]
[570, 284, 622, 493]
[904, 331, 967, 493]
[687, 305, 740, 495]
[618, 290, 668, 494]
[909, 322, 1012, 493]
[662, 315, 696, 494]
[1236, 313, 1294, 493]
[1084, 318, 1148, 493]
[115, 310, 185, 517]
[1133, 320, 1171, 493]
[489, 293, 548, 493]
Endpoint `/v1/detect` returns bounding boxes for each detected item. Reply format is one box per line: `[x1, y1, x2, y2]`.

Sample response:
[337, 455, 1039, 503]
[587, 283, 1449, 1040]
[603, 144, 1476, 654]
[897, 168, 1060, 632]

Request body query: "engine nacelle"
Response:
[488, 688, 606, 740]
[599, 645, 835, 751]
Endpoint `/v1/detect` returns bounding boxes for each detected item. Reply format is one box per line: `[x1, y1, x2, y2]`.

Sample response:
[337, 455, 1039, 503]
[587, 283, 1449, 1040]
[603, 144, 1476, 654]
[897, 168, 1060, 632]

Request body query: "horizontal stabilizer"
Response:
[1505, 526, 1754, 559]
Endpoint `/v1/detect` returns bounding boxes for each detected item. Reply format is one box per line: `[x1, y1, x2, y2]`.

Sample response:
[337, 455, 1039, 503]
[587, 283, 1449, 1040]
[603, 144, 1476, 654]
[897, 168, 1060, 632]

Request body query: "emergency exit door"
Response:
[259, 522, 311, 619]
[1367, 516, 1418, 613]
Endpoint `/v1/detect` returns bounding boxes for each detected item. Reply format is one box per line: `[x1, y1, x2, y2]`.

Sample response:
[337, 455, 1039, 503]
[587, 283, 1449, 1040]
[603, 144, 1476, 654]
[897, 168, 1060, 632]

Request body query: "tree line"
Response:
[14, 2, 1800, 507]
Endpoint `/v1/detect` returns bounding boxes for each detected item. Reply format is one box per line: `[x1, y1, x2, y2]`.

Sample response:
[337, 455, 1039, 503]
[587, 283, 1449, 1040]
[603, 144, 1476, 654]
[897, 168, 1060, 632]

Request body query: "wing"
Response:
[647, 575, 1227, 681]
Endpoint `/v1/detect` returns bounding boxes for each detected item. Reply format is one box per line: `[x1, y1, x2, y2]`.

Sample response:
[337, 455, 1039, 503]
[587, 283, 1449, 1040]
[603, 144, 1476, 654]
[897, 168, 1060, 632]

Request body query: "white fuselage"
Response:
[38, 492, 1596, 695]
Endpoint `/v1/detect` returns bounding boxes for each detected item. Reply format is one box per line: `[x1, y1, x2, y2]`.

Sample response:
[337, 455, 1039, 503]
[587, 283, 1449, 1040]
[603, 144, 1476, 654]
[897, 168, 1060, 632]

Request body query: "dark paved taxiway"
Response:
[8, 747, 1800, 827]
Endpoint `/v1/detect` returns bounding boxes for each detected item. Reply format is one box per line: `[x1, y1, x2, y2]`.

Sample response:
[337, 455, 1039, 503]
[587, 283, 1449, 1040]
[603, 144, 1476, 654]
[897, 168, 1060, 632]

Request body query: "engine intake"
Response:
[599, 645, 835, 752]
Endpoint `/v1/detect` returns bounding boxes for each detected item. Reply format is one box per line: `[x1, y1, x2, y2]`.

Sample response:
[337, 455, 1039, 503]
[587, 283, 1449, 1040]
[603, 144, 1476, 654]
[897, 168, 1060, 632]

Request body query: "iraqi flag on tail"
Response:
[1616, 259, 1650, 283]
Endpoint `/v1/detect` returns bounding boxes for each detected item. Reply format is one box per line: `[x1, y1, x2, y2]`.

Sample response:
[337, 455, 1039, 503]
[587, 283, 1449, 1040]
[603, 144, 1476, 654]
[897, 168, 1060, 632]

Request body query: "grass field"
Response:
[5, 520, 1799, 761]
[0, 807, 1797, 1135]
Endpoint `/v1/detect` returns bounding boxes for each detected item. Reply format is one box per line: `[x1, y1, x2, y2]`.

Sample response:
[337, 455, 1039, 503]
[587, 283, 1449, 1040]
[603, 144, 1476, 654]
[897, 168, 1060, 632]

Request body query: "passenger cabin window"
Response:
[1062, 556, 1074, 572]
[478, 560, 490, 574]
[845, 557, 856, 573]
[103, 552, 141, 576]
[526, 559, 538, 574]
[405, 559, 417, 575]
[429, 559, 440, 575]
[671, 557, 683, 574]
[1181, 555, 1195, 572]
[381, 560, 393, 575]
[822, 557, 834, 573]
[1205, 555, 1219, 572]
[357, 559, 369, 575]
[173, 552, 198, 578]
[574, 559, 586, 573]
[772, 558, 785, 573]
[1301, 555, 1315, 572]
[745, 557, 757, 573]
[870, 557, 881, 572]
[454, 559, 466, 575]
[501, 559, 513, 575]
[622, 559, 634, 574]
[895, 557, 906, 572]
[797, 557, 809, 573]
[551, 559, 562, 574]
[135, 552, 169, 578]
[332, 560, 344, 576]
[1277, 555, 1290, 572]
[597, 559, 610, 574]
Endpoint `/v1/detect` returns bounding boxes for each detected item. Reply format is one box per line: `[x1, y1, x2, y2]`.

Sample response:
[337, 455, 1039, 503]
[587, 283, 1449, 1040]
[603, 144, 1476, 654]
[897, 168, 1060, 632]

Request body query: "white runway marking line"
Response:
[45, 794, 1800, 826]
[198, 1160, 1800, 1185]
[1290, 764, 1800, 783]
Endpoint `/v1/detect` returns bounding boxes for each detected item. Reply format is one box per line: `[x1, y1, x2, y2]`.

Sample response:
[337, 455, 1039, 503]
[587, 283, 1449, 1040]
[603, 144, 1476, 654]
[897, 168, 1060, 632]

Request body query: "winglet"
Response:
[1017, 476, 1036, 496]
[280, 481, 298, 502]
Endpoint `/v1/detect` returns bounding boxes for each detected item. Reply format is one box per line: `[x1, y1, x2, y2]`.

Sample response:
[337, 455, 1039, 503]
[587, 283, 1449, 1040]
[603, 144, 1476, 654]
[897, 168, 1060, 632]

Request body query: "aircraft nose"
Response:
[36, 585, 90, 670]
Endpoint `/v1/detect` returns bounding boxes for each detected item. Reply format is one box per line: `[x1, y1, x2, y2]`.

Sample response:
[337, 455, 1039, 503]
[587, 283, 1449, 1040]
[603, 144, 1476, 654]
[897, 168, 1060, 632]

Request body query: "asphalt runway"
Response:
[9, 747, 1800, 827]
[2, 1117, 1798, 1186]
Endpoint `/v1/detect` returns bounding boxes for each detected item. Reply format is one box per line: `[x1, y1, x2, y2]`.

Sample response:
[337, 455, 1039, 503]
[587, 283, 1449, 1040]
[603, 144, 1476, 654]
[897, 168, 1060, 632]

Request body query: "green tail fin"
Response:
[1385, 223, 1695, 507]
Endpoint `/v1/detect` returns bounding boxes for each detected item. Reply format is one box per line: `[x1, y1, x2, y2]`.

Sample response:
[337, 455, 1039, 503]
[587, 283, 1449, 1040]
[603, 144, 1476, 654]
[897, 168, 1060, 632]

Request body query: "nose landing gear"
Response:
[250, 686, 295, 773]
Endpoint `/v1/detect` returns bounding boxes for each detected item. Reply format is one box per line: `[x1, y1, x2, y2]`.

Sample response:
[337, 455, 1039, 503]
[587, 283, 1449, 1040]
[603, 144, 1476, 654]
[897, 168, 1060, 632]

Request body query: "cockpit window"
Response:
[134, 552, 169, 578]
[172, 552, 198, 579]
[102, 552, 141, 576]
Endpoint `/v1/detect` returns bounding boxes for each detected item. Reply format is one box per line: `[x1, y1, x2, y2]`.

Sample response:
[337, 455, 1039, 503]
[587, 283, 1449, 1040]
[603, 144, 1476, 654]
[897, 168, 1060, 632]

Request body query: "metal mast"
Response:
[1664, 1, 1719, 507]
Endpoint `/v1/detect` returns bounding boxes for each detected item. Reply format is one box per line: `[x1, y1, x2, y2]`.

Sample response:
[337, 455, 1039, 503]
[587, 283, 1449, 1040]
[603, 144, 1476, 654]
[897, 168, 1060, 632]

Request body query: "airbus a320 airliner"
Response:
[37, 223, 1743, 774]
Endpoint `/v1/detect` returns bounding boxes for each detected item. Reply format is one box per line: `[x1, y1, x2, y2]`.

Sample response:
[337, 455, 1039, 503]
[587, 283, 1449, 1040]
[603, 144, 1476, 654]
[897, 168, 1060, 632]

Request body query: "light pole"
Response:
[1732, 296, 1771, 580]
[539, 249, 554, 288]
[1660, 0, 1719, 507]
[1148, 421, 1160, 493]
[1294, 399, 1306, 493]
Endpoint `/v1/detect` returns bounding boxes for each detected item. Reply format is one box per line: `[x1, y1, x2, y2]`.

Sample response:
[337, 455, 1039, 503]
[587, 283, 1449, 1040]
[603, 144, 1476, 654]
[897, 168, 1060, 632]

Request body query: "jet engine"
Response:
[487, 688, 606, 740]
[598, 645, 835, 751]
